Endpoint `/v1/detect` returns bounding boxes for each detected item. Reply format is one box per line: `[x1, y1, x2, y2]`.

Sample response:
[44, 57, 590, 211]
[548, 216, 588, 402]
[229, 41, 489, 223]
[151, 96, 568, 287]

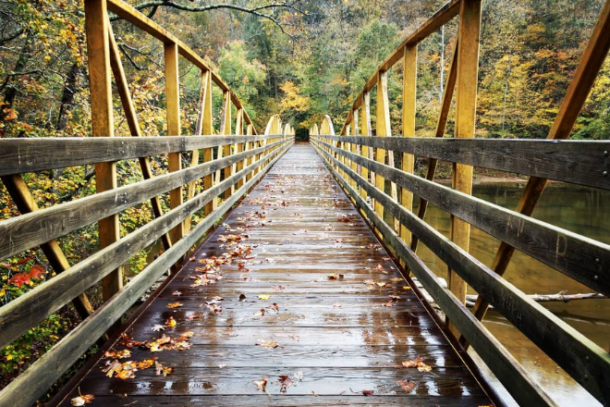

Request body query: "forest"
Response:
[0, 0, 608, 403]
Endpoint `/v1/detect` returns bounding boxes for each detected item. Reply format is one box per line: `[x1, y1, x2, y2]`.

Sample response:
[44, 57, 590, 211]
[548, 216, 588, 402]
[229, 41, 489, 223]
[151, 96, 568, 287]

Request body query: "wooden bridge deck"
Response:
[56, 144, 492, 406]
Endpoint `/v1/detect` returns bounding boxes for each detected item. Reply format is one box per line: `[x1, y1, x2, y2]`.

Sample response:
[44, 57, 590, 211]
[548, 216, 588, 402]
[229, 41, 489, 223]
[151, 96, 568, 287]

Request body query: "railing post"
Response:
[360, 93, 372, 203]
[375, 71, 398, 232]
[217, 90, 230, 198]
[165, 41, 184, 245]
[449, 0, 481, 335]
[236, 109, 245, 189]
[350, 110, 359, 190]
[401, 45, 417, 248]
[85, 0, 123, 306]
[200, 70, 214, 215]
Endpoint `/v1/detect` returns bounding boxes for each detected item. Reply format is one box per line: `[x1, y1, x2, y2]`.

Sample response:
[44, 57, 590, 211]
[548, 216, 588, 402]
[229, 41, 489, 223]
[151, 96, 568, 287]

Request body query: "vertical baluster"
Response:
[360, 94, 371, 204]
[222, 94, 233, 198]
[350, 110, 359, 190]
[401, 45, 417, 247]
[375, 72, 398, 231]
[449, 0, 481, 335]
[85, 0, 122, 308]
[165, 42, 184, 245]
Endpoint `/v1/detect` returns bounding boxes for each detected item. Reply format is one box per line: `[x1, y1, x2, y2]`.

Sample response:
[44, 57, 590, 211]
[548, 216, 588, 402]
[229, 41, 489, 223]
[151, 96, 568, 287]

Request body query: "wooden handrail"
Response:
[314, 135, 610, 190]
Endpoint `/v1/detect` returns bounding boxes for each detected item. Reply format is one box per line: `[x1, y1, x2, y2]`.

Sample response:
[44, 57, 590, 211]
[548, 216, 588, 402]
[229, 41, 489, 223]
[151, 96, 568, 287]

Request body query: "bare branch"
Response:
[111, 1, 303, 41]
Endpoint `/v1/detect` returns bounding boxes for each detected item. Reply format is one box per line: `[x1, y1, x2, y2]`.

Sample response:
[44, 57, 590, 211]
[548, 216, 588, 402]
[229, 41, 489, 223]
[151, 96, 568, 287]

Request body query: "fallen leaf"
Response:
[239, 293, 247, 301]
[253, 377, 268, 391]
[362, 389, 375, 396]
[332, 303, 342, 308]
[258, 294, 270, 300]
[154, 360, 174, 376]
[167, 302, 183, 309]
[71, 394, 94, 406]
[397, 380, 415, 392]
[165, 317, 177, 328]
[278, 375, 293, 393]
[257, 340, 280, 349]
[218, 363, 227, 368]
[311, 391, 318, 397]
[402, 357, 432, 372]
[151, 324, 165, 332]
[136, 358, 157, 370]
[172, 290, 182, 296]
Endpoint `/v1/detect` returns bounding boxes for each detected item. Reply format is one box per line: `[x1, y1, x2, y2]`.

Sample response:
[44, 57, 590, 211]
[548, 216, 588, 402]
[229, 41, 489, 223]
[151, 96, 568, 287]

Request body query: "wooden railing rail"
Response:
[310, 0, 610, 405]
[0, 0, 295, 405]
[0, 136, 292, 407]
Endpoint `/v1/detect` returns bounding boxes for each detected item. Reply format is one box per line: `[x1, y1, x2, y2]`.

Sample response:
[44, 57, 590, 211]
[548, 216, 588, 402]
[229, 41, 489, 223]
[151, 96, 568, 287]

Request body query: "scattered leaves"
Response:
[402, 357, 432, 372]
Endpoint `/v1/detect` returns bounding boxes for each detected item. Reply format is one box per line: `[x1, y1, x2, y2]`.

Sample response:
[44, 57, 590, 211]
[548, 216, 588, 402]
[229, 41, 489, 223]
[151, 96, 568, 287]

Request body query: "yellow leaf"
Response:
[258, 294, 270, 300]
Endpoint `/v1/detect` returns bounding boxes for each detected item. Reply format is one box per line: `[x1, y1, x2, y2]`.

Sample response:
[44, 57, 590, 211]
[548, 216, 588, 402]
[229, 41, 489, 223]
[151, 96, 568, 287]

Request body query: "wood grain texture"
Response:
[85, 0, 122, 302]
[0, 139, 286, 260]
[318, 139, 610, 297]
[52, 144, 490, 407]
[0, 135, 282, 176]
[0, 140, 292, 407]
[314, 143, 556, 406]
[0, 142, 292, 352]
[314, 141, 610, 405]
[315, 136, 610, 190]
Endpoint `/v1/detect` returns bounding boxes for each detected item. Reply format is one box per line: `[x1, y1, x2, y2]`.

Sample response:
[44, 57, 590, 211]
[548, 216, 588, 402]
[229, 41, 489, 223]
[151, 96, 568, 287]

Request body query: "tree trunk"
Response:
[56, 62, 80, 131]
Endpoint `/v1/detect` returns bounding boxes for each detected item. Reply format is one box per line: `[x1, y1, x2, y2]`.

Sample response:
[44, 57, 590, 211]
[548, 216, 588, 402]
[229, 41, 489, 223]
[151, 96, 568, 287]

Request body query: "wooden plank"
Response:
[319, 139, 610, 297]
[400, 45, 417, 247]
[316, 149, 556, 406]
[0, 175, 95, 320]
[0, 135, 280, 176]
[165, 41, 184, 245]
[85, 0, 122, 303]
[65, 395, 492, 406]
[466, 0, 610, 340]
[108, 24, 172, 251]
[0, 141, 291, 353]
[50, 144, 488, 407]
[316, 144, 610, 405]
[0, 140, 285, 261]
[314, 135, 610, 190]
[448, 0, 481, 326]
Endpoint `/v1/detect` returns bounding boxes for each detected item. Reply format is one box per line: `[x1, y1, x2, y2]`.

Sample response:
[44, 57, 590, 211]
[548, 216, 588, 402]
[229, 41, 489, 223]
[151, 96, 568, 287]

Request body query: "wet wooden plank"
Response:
[55, 145, 490, 406]
[90, 395, 492, 406]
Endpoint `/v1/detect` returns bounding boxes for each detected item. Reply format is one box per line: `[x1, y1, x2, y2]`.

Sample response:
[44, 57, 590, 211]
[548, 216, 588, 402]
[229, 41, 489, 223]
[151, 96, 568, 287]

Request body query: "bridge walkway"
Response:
[56, 144, 492, 406]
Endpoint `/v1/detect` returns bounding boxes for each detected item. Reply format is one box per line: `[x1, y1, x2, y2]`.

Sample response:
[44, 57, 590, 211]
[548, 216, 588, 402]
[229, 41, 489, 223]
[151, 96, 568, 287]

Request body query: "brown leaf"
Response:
[397, 380, 415, 392]
[278, 375, 293, 393]
[257, 340, 280, 348]
[362, 389, 375, 396]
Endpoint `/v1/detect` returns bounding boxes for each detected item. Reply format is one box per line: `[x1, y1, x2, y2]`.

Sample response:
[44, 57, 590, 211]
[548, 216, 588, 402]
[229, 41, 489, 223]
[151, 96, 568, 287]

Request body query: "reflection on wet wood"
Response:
[56, 145, 491, 405]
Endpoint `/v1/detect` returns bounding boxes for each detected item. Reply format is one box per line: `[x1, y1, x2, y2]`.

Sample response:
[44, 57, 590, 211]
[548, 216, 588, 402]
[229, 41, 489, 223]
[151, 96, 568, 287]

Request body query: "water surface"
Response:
[414, 182, 610, 406]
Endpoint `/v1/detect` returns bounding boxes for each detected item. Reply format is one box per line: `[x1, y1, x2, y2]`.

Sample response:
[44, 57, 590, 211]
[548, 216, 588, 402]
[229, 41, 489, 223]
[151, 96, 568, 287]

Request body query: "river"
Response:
[413, 181, 610, 406]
